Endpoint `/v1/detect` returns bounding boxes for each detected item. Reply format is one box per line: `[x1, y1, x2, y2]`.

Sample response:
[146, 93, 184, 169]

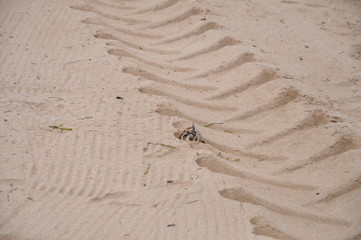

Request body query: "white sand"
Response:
[1, 0, 361, 239]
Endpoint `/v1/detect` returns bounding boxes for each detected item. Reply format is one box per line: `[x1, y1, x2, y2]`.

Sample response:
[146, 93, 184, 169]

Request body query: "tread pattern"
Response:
[1, 0, 360, 239]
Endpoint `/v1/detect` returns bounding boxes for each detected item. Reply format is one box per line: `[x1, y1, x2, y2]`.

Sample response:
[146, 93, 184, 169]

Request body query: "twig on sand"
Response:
[148, 142, 177, 149]
[144, 163, 151, 175]
[204, 122, 223, 128]
[7, 183, 18, 202]
[49, 124, 72, 131]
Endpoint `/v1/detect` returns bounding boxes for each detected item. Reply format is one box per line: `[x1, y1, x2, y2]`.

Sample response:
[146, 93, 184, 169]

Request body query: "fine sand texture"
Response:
[1, 0, 361, 239]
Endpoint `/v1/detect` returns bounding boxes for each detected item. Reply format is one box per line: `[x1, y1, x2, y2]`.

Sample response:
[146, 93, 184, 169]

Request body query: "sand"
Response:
[1, 0, 361, 239]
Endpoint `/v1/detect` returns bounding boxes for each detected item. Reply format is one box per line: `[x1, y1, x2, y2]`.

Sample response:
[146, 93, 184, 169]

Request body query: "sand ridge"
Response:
[1, 0, 361, 239]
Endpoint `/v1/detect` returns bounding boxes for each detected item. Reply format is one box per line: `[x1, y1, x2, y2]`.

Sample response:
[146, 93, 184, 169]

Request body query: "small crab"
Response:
[179, 124, 205, 143]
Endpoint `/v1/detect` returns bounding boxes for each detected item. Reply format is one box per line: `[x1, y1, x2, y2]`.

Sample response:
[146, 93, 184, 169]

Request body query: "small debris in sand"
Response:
[167, 224, 176, 227]
[49, 124, 72, 131]
[146, 142, 177, 150]
[116, 96, 124, 100]
[204, 122, 223, 128]
[79, 116, 93, 120]
[186, 200, 199, 204]
[144, 163, 151, 175]
[49, 97, 63, 101]
[7, 183, 17, 202]
[142, 142, 150, 151]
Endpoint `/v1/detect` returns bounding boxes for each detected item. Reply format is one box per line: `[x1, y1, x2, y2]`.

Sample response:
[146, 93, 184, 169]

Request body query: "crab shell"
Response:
[179, 127, 205, 143]
[178, 127, 192, 140]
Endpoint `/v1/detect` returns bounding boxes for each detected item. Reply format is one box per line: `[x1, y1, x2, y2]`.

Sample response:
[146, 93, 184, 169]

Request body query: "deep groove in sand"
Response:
[174, 36, 241, 61]
[71, 4, 146, 24]
[108, 48, 196, 72]
[82, 17, 163, 39]
[219, 188, 350, 226]
[122, 66, 215, 90]
[316, 175, 361, 203]
[86, 0, 136, 10]
[209, 69, 279, 100]
[196, 155, 317, 190]
[192, 53, 255, 79]
[247, 110, 331, 148]
[250, 217, 299, 240]
[154, 22, 221, 45]
[226, 87, 300, 122]
[133, 0, 179, 14]
[94, 31, 178, 55]
[142, 7, 202, 29]
[139, 85, 236, 111]
[278, 136, 360, 174]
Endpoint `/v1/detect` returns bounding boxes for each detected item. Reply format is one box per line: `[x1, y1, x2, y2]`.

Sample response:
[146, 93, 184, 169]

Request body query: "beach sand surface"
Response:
[1, 0, 361, 239]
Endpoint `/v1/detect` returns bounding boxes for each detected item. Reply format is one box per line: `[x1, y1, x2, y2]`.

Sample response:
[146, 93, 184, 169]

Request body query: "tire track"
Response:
[82, 17, 163, 39]
[154, 21, 221, 45]
[173, 36, 240, 61]
[55, 0, 361, 239]
[70, 4, 146, 24]
[195, 155, 316, 191]
[86, 0, 136, 10]
[142, 7, 202, 29]
[250, 217, 299, 240]
[276, 135, 360, 174]
[132, 0, 179, 14]
[96, 31, 178, 55]
[219, 187, 349, 226]
[122, 66, 215, 90]
[108, 48, 196, 72]
[317, 174, 361, 203]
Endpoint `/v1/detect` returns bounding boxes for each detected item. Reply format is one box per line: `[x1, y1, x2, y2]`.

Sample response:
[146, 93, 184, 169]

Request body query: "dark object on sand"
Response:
[179, 124, 205, 143]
